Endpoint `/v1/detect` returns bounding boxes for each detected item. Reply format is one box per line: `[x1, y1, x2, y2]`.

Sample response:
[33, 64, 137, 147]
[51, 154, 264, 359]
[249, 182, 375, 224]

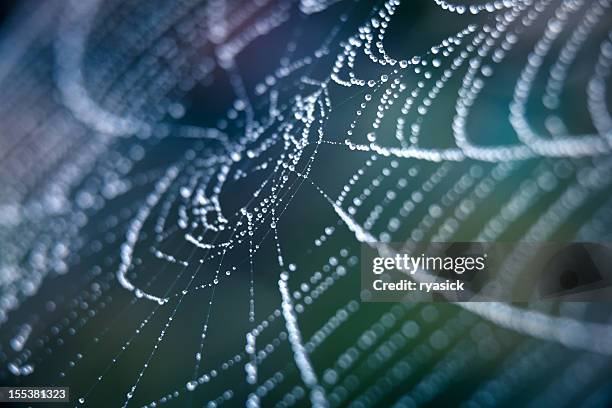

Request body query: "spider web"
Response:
[1, 0, 612, 407]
